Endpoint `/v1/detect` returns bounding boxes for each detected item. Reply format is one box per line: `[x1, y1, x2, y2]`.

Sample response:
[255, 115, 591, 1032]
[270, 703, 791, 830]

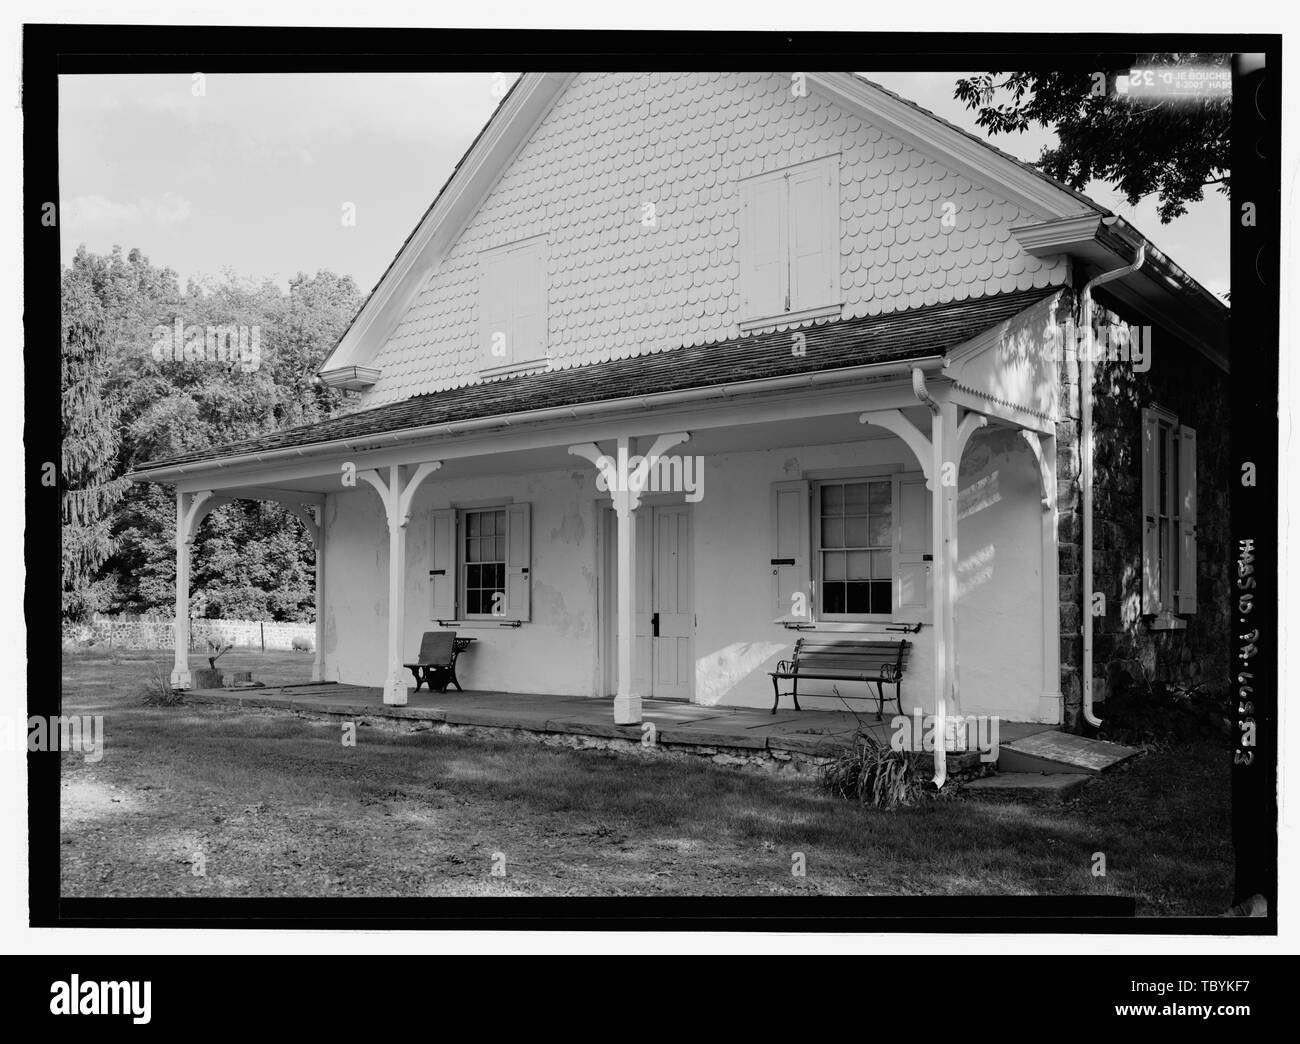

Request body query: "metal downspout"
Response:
[1080, 239, 1146, 728]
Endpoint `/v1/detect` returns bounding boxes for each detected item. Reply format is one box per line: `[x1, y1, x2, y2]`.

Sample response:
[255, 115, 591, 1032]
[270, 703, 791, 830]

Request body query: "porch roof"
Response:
[132, 287, 1053, 478]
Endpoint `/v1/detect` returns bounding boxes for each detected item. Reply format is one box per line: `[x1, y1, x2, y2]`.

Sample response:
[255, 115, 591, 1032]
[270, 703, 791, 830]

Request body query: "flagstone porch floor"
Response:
[184, 681, 1054, 766]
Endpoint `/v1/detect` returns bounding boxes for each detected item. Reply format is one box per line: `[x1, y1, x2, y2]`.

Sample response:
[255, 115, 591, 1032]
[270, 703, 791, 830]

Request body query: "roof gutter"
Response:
[1080, 232, 1146, 728]
[131, 355, 948, 484]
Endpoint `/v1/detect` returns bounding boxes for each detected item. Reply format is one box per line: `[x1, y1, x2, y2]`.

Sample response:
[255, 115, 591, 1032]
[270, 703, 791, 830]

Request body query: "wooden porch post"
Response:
[313, 503, 326, 683]
[929, 406, 950, 749]
[1022, 431, 1064, 724]
[170, 490, 228, 688]
[359, 462, 442, 706]
[569, 431, 690, 725]
[171, 491, 193, 689]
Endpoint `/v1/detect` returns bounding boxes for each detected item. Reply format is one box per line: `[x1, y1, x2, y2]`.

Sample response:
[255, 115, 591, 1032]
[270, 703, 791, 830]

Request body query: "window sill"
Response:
[1147, 612, 1189, 631]
[775, 619, 924, 633]
[435, 619, 525, 629]
[477, 357, 549, 380]
[740, 302, 842, 334]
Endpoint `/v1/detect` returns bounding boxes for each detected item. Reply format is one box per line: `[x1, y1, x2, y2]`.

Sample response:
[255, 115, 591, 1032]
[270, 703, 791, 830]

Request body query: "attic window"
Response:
[739, 155, 842, 332]
[479, 236, 548, 376]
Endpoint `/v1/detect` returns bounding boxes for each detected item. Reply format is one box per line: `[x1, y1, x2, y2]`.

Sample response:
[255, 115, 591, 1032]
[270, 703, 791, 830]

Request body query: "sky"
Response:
[57, 70, 1230, 300]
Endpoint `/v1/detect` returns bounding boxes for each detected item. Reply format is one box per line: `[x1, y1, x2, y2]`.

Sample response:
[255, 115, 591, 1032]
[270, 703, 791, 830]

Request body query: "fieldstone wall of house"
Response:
[1055, 287, 1231, 729]
[68, 614, 316, 652]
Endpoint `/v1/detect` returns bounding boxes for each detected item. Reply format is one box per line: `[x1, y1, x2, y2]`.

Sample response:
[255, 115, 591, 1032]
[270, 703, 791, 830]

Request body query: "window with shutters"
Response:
[739, 155, 841, 332]
[478, 237, 548, 376]
[429, 503, 531, 623]
[1141, 406, 1197, 623]
[771, 471, 928, 625]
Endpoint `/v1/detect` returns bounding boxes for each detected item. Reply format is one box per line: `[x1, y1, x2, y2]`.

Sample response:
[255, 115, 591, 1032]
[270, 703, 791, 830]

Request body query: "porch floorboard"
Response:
[184, 682, 1055, 760]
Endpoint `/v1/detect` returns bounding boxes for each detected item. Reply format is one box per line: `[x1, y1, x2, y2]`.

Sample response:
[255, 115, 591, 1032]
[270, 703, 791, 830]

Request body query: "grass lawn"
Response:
[59, 648, 1234, 911]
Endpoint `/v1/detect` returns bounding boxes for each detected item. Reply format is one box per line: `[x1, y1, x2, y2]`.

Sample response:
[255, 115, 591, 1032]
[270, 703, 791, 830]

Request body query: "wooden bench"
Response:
[404, 631, 475, 693]
[768, 637, 910, 719]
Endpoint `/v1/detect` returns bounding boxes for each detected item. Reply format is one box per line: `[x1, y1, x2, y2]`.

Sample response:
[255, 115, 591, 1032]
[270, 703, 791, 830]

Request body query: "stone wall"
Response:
[1055, 286, 1231, 729]
[71, 614, 315, 652]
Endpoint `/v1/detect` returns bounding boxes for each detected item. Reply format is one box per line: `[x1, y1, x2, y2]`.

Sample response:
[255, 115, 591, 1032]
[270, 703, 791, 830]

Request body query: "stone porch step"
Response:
[962, 772, 1092, 803]
[996, 730, 1138, 776]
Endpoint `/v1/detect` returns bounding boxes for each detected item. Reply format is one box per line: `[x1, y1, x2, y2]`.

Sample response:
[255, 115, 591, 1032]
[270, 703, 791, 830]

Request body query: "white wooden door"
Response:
[651, 505, 694, 700]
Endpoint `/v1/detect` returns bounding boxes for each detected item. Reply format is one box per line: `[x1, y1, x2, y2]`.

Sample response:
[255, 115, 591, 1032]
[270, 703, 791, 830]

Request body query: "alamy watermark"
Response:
[2, 714, 104, 762]
[890, 710, 1000, 763]
[1046, 321, 1152, 373]
[593, 444, 705, 503]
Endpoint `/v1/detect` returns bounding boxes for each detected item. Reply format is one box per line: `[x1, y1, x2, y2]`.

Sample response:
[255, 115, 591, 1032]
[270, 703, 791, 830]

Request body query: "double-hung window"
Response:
[429, 503, 532, 624]
[771, 472, 929, 625]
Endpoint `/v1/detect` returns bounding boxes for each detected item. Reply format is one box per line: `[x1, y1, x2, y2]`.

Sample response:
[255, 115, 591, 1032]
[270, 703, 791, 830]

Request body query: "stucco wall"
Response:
[320, 431, 1046, 721]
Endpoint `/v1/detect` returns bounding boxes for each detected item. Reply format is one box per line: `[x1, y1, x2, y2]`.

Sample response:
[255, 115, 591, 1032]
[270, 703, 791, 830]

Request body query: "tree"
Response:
[955, 55, 1230, 223]
[60, 264, 131, 618]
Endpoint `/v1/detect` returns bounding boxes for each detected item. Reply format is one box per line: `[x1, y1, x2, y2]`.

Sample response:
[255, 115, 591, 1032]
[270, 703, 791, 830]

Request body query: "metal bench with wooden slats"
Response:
[404, 630, 475, 693]
[768, 637, 910, 719]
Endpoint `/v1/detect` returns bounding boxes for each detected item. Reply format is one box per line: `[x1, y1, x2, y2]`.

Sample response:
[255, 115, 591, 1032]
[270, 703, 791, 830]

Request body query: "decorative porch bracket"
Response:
[858, 409, 933, 488]
[569, 432, 690, 725]
[358, 461, 443, 705]
[171, 491, 232, 687]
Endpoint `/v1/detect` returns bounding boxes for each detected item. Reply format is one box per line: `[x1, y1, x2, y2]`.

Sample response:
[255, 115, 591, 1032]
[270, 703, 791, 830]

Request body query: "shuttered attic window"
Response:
[739, 155, 842, 332]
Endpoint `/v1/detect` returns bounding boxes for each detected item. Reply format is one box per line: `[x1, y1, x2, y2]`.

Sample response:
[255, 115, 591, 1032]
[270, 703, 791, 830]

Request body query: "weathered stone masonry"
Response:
[1055, 286, 1231, 729]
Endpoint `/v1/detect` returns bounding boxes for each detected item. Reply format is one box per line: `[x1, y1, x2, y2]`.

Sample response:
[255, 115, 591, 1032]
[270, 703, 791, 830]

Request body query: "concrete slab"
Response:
[963, 772, 1092, 802]
[998, 731, 1138, 775]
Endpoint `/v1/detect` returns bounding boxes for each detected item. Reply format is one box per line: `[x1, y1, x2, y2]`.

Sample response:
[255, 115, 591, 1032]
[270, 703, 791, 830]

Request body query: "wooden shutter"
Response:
[1175, 424, 1198, 614]
[505, 502, 531, 621]
[742, 175, 787, 319]
[787, 159, 838, 312]
[771, 480, 811, 622]
[479, 251, 513, 367]
[1140, 408, 1161, 614]
[896, 475, 932, 616]
[511, 242, 546, 363]
[429, 508, 457, 620]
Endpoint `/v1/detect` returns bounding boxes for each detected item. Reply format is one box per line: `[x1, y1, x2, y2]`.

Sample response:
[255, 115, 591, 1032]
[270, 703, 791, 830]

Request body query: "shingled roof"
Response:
[134, 287, 1055, 475]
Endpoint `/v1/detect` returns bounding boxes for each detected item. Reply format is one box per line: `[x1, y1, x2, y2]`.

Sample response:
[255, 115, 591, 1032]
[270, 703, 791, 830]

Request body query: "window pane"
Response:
[824, 551, 845, 580]
[843, 482, 869, 512]
[868, 514, 891, 547]
[495, 536, 506, 562]
[845, 516, 869, 547]
[846, 581, 871, 614]
[493, 563, 505, 589]
[869, 580, 892, 614]
[821, 485, 843, 514]
[869, 481, 891, 512]
[467, 563, 481, 587]
[821, 581, 845, 614]
[482, 512, 496, 537]
[467, 512, 480, 536]
[872, 551, 892, 578]
[465, 590, 481, 615]
[821, 517, 844, 549]
[845, 550, 870, 578]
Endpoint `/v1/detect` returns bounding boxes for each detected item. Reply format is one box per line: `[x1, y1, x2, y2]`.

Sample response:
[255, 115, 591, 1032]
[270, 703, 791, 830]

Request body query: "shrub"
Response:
[142, 663, 185, 707]
[291, 635, 314, 653]
[1095, 668, 1232, 748]
[821, 728, 923, 809]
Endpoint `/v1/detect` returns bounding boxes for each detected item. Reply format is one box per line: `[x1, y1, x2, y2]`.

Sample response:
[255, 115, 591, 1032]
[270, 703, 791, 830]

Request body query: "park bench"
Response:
[404, 631, 475, 693]
[768, 637, 910, 718]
